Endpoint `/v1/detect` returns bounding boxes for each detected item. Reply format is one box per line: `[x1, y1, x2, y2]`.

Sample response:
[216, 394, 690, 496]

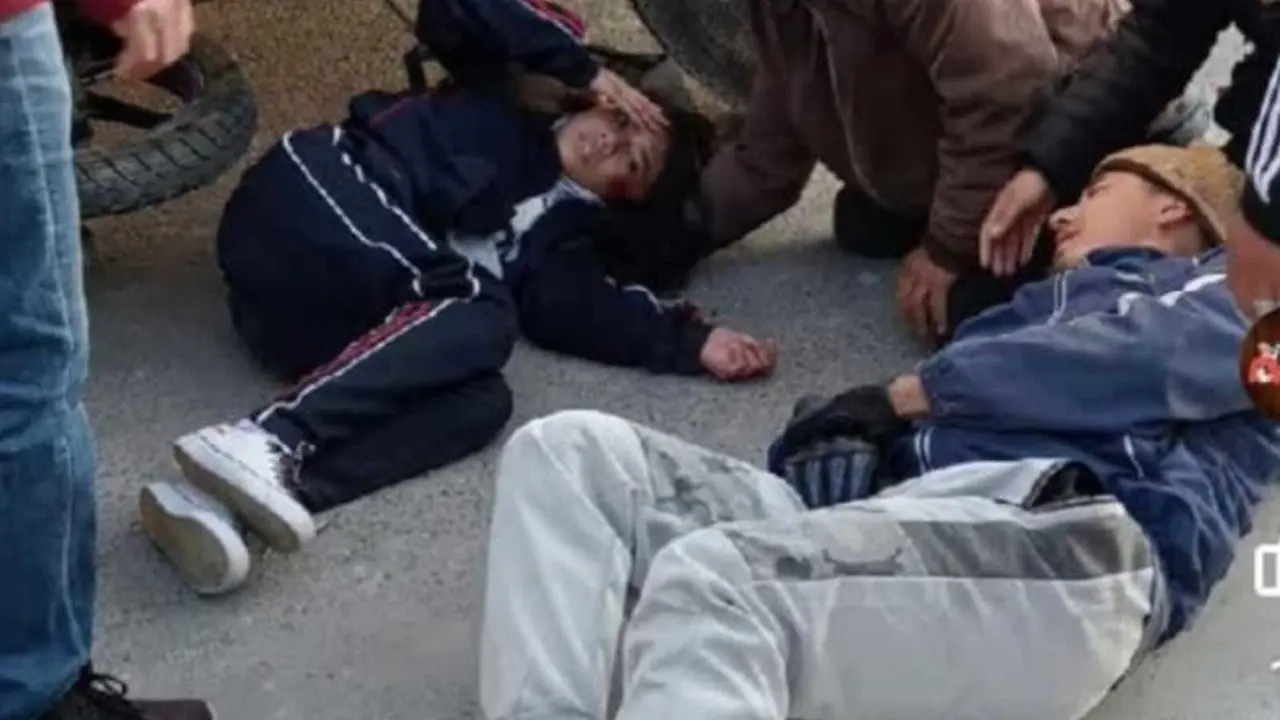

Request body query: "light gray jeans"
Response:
[479, 411, 1166, 720]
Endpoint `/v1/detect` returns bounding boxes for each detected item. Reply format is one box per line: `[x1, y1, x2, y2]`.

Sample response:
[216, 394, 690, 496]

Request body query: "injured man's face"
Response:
[557, 106, 671, 201]
[1048, 170, 1205, 270]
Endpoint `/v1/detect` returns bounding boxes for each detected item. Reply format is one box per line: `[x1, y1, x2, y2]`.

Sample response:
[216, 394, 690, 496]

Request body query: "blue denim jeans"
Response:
[0, 4, 96, 719]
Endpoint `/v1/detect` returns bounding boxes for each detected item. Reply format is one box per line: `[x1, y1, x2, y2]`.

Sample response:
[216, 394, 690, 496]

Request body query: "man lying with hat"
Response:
[471, 144, 1279, 720]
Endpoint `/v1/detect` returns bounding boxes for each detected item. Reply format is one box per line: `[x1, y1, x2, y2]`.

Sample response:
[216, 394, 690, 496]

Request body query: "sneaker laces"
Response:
[233, 419, 305, 496]
[272, 437, 307, 499]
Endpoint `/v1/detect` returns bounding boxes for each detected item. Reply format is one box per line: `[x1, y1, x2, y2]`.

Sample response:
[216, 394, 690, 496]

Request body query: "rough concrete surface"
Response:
[82, 1, 1280, 717]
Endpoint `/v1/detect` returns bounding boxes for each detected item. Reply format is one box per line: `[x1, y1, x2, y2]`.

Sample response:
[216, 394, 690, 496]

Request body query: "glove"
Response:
[767, 433, 881, 508]
[772, 385, 906, 466]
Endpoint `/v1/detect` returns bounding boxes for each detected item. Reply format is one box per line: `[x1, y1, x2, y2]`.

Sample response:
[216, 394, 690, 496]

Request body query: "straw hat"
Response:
[1092, 144, 1245, 246]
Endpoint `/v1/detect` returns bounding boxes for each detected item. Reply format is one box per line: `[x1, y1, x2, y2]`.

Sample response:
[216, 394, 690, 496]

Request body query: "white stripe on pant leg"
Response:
[265, 130, 490, 422]
[254, 298, 455, 421]
[615, 489, 1158, 720]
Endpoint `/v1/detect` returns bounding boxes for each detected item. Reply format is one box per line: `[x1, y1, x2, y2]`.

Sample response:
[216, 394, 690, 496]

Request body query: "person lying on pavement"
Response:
[134, 0, 777, 598]
[978, 0, 1280, 320]
[472, 143, 1278, 720]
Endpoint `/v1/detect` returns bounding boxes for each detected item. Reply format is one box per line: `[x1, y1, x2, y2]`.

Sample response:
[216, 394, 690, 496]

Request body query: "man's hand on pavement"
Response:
[1225, 212, 1280, 320]
[700, 327, 778, 381]
[980, 168, 1055, 277]
[896, 245, 956, 341]
[111, 0, 195, 80]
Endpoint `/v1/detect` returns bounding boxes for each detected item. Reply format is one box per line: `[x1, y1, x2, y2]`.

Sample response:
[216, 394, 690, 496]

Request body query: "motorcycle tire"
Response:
[75, 33, 258, 219]
[627, 0, 755, 109]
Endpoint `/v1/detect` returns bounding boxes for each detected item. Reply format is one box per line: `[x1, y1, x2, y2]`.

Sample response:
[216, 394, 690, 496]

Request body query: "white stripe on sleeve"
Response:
[1246, 56, 1280, 203]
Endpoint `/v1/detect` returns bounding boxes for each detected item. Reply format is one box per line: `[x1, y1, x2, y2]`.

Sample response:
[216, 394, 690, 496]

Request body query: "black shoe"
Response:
[832, 186, 925, 260]
[40, 667, 214, 720]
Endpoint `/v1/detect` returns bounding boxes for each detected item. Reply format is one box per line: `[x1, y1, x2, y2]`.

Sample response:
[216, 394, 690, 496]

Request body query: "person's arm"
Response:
[698, 63, 816, 252]
[1021, 0, 1230, 204]
[415, 0, 598, 91]
[514, 234, 714, 375]
[916, 266, 1251, 433]
[1240, 57, 1280, 248]
[880, 0, 1062, 271]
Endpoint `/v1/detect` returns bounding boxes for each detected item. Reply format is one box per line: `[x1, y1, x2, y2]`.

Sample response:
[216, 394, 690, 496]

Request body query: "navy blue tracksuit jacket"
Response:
[889, 247, 1280, 641]
[215, 0, 712, 510]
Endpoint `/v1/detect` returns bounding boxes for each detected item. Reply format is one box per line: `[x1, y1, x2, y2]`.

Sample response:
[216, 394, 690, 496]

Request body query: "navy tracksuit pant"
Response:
[217, 128, 516, 513]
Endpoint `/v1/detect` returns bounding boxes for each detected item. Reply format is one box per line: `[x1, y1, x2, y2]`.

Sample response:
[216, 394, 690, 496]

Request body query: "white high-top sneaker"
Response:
[139, 481, 251, 596]
[173, 420, 316, 552]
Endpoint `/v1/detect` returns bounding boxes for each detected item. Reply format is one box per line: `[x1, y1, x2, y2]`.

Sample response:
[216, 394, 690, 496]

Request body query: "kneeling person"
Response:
[475, 145, 1278, 720]
[137, 0, 776, 596]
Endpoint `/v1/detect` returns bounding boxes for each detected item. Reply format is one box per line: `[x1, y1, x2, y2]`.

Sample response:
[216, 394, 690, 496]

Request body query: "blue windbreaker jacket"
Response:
[891, 247, 1280, 640]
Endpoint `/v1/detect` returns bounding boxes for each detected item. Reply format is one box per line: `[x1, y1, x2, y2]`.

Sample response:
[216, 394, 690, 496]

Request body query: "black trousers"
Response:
[218, 128, 517, 513]
[230, 293, 516, 513]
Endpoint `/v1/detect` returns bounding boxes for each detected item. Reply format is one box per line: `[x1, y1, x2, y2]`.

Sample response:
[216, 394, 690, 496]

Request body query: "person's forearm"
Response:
[517, 241, 712, 375]
[882, 0, 1061, 273]
[416, 0, 598, 90]
[1241, 57, 1280, 249]
[1021, 0, 1227, 201]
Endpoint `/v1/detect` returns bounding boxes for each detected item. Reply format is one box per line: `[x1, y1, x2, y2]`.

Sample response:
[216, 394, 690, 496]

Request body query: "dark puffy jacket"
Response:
[1021, 0, 1280, 244]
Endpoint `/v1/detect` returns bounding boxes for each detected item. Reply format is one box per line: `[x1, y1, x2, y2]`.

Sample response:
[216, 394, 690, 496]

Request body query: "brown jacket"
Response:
[699, 0, 1125, 271]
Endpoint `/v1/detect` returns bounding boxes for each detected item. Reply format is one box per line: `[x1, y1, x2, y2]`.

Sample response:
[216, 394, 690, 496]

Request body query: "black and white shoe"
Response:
[139, 481, 250, 596]
[173, 420, 315, 552]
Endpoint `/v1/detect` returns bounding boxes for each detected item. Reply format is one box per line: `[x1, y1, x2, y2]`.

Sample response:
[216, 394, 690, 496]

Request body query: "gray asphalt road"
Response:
[82, 2, 1279, 717]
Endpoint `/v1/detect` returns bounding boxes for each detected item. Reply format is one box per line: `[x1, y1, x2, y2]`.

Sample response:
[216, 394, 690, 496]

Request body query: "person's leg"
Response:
[291, 371, 514, 512]
[215, 132, 408, 383]
[173, 285, 517, 552]
[612, 458, 1165, 720]
[0, 8, 95, 713]
[0, 6, 209, 718]
[251, 285, 515, 451]
[478, 410, 807, 720]
[139, 372, 512, 596]
[832, 185, 926, 260]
